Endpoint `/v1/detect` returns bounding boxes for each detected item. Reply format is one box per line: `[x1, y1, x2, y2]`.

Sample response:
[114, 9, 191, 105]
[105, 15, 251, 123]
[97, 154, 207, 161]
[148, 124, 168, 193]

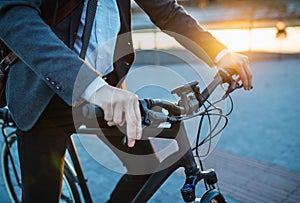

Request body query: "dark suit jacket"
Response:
[0, 0, 226, 131]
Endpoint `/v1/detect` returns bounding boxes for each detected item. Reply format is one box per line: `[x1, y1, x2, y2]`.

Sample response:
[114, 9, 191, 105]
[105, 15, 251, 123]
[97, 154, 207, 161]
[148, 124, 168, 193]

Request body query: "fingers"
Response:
[124, 95, 142, 147]
[134, 100, 142, 139]
[107, 103, 124, 126]
[94, 86, 142, 148]
[238, 56, 252, 90]
[217, 52, 252, 91]
[243, 60, 252, 90]
[103, 103, 113, 123]
[236, 59, 248, 90]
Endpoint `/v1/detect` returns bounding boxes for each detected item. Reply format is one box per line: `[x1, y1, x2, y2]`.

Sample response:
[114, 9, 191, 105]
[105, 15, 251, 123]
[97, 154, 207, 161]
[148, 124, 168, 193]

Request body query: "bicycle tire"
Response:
[214, 194, 227, 203]
[1, 132, 81, 203]
[1, 132, 22, 202]
[198, 189, 227, 203]
[62, 164, 82, 203]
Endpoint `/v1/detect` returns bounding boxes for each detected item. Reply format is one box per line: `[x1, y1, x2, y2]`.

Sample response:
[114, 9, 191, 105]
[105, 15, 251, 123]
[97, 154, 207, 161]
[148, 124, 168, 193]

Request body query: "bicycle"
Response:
[1, 68, 243, 203]
[0, 107, 82, 203]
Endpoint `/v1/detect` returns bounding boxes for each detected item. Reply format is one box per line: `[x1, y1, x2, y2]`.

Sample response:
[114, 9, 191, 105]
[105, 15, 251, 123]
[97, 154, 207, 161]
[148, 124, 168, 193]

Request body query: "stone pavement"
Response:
[202, 149, 300, 203]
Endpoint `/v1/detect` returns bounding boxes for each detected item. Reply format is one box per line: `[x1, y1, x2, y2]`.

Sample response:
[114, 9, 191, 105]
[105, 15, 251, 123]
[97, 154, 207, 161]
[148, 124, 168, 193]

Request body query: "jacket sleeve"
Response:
[0, 0, 100, 106]
[135, 0, 227, 67]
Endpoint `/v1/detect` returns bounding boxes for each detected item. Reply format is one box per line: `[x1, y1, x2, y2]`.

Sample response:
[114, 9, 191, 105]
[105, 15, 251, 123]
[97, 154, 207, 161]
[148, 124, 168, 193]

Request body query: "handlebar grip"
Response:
[82, 99, 181, 129]
[143, 99, 183, 116]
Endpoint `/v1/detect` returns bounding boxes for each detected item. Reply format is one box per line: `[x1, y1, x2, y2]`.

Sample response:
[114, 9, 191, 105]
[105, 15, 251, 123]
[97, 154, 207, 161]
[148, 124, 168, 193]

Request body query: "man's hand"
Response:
[217, 52, 252, 90]
[90, 85, 142, 147]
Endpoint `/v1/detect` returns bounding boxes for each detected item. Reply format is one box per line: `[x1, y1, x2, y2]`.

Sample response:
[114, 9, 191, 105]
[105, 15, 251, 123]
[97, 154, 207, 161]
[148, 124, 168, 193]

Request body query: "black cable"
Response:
[195, 102, 215, 190]
[196, 91, 234, 150]
[193, 113, 228, 157]
[198, 113, 228, 146]
[201, 103, 213, 158]
[201, 82, 235, 117]
[191, 99, 229, 157]
[225, 94, 234, 116]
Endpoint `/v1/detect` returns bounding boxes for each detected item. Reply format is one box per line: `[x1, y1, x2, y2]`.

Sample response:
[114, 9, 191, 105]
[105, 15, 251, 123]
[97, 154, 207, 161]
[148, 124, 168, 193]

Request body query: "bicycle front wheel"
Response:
[196, 189, 227, 203]
[1, 132, 81, 203]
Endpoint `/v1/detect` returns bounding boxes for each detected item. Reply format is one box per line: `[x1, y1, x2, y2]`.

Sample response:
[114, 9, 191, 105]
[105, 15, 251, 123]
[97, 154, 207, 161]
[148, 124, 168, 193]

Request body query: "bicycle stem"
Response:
[195, 73, 223, 106]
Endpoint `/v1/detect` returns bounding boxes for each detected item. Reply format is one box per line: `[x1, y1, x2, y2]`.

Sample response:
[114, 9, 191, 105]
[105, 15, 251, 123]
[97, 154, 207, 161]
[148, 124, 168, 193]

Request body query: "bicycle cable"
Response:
[190, 88, 234, 178]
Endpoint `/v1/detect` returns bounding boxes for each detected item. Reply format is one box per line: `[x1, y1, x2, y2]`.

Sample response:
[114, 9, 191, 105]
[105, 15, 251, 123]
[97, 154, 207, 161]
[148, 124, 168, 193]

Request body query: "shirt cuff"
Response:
[81, 77, 108, 102]
[214, 49, 229, 64]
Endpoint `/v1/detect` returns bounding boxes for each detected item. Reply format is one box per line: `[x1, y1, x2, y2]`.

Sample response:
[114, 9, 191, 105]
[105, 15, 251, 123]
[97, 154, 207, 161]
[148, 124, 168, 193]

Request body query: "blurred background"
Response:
[132, 0, 300, 54]
[0, 0, 299, 202]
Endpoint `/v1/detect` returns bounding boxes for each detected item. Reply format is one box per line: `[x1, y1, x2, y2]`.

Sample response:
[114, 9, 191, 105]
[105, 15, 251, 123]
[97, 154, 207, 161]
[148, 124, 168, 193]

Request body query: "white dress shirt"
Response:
[73, 0, 121, 101]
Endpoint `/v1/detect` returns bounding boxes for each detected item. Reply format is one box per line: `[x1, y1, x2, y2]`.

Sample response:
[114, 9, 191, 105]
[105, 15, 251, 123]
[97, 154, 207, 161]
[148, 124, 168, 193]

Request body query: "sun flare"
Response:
[133, 26, 300, 53]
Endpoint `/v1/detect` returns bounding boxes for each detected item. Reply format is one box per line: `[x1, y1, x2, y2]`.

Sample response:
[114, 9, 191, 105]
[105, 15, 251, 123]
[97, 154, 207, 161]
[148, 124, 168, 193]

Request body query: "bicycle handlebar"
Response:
[82, 69, 243, 128]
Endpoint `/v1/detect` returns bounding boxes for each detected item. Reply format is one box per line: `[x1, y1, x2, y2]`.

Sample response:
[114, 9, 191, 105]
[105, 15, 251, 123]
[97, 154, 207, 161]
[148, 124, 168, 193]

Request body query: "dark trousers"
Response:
[17, 94, 160, 203]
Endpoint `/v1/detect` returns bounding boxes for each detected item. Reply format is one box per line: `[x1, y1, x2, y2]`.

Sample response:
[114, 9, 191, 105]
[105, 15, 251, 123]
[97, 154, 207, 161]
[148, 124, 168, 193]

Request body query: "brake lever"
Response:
[139, 100, 152, 128]
[223, 80, 243, 98]
[218, 68, 253, 91]
[217, 68, 243, 99]
[139, 99, 181, 129]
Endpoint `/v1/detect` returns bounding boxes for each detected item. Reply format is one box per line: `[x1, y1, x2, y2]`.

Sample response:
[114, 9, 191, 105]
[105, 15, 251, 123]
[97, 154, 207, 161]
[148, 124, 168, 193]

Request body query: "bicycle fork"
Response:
[177, 125, 225, 203]
[181, 167, 222, 203]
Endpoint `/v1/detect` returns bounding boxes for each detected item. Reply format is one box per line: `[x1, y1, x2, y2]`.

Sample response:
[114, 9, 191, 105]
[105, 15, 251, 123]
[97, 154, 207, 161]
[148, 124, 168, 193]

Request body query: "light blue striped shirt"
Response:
[73, 0, 121, 100]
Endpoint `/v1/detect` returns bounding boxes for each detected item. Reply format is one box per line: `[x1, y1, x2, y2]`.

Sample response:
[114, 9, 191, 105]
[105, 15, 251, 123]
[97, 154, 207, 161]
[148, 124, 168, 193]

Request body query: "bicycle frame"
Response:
[76, 122, 225, 202]
[66, 136, 93, 203]
[1, 69, 235, 202]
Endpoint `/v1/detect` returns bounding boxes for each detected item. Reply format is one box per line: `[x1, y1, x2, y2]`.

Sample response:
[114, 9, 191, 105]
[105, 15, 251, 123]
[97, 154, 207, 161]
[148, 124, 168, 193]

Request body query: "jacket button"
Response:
[45, 77, 51, 81]
[56, 86, 62, 90]
[50, 81, 56, 85]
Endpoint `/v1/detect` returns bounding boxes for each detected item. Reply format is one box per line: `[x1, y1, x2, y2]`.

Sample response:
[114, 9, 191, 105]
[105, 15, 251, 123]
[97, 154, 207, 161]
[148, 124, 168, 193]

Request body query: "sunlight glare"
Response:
[210, 29, 250, 52]
[133, 27, 300, 53]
